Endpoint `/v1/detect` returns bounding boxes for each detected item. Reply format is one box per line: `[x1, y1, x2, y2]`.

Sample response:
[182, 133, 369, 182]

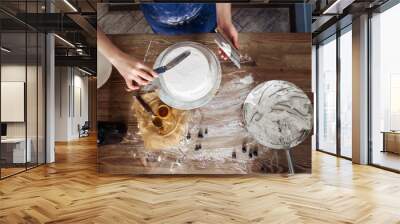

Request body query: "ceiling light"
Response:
[76, 48, 86, 55]
[1, 47, 11, 53]
[78, 67, 93, 76]
[63, 0, 78, 12]
[54, 34, 75, 48]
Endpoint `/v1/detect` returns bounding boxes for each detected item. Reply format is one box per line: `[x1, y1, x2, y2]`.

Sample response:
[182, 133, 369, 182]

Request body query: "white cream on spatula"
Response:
[161, 46, 212, 102]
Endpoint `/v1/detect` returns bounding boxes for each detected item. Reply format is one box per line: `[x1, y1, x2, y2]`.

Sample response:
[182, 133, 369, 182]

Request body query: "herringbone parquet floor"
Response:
[1, 135, 400, 224]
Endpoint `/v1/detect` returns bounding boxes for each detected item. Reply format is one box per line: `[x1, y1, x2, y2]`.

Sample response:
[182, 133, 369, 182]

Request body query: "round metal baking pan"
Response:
[243, 80, 313, 150]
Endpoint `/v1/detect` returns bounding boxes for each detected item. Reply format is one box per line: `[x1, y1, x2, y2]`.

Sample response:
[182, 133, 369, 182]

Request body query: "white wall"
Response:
[72, 73, 89, 138]
[54, 67, 89, 141]
[1, 65, 38, 138]
[55, 66, 69, 141]
[1, 65, 26, 139]
[1, 65, 25, 127]
[1, 64, 46, 164]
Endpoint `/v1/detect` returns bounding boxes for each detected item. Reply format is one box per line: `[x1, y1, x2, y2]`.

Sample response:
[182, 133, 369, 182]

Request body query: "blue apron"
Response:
[140, 3, 216, 35]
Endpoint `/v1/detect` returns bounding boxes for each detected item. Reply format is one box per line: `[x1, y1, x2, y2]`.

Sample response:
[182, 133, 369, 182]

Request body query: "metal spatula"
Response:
[153, 50, 191, 74]
[136, 50, 191, 93]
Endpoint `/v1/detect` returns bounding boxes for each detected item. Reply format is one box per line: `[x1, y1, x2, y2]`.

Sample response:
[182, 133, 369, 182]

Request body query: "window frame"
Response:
[0, 1, 48, 180]
[367, 0, 400, 173]
[315, 23, 353, 160]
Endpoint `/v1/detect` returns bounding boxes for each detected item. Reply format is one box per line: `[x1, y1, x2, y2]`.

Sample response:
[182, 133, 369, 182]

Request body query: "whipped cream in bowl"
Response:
[154, 42, 221, 110]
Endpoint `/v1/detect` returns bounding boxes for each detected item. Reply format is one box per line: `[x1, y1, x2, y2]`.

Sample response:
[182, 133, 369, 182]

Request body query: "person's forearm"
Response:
[97, 28, 124, 64]
[216, 3, 239, 49]
[216, 3, 232, 26]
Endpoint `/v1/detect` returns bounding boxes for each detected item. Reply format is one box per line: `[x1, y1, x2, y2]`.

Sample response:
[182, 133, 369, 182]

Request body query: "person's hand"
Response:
[216, 3, 239, 61]
[217, 22, 239, 61]
[97, 29, 157, 91]
[112, 52, 158, 91]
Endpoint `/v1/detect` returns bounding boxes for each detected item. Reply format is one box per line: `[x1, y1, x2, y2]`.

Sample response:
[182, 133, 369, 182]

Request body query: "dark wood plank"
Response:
[97, 3, 109, 21]
[232, 8, 290, 32]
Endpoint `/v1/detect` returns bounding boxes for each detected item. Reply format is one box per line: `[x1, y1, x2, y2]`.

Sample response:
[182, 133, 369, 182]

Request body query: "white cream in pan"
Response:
[161, 46, 212, 102]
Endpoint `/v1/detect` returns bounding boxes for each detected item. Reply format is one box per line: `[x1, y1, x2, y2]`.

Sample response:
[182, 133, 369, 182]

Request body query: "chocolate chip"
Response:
[242, 145, 247, 153]
[253, 149, 258, 157]
[232, 151, 237, 159]
[248, 152, 253, 158]
[187, 132, 191, 139]
[198, 129, 204, 138]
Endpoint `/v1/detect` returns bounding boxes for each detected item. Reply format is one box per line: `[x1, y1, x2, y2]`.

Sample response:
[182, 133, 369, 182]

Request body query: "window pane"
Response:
[318, 37, 337, 154]
[340, 28, 352, 158]
[1, 31, 28, 177]
[371, 3, 400, 171]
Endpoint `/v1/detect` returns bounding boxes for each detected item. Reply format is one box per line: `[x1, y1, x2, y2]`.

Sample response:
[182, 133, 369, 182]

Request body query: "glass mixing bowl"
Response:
[153, 41, 221, 110]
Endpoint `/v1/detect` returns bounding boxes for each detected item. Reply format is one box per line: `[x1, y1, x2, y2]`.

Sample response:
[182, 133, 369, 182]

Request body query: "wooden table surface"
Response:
[98, 33, 312, 174]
